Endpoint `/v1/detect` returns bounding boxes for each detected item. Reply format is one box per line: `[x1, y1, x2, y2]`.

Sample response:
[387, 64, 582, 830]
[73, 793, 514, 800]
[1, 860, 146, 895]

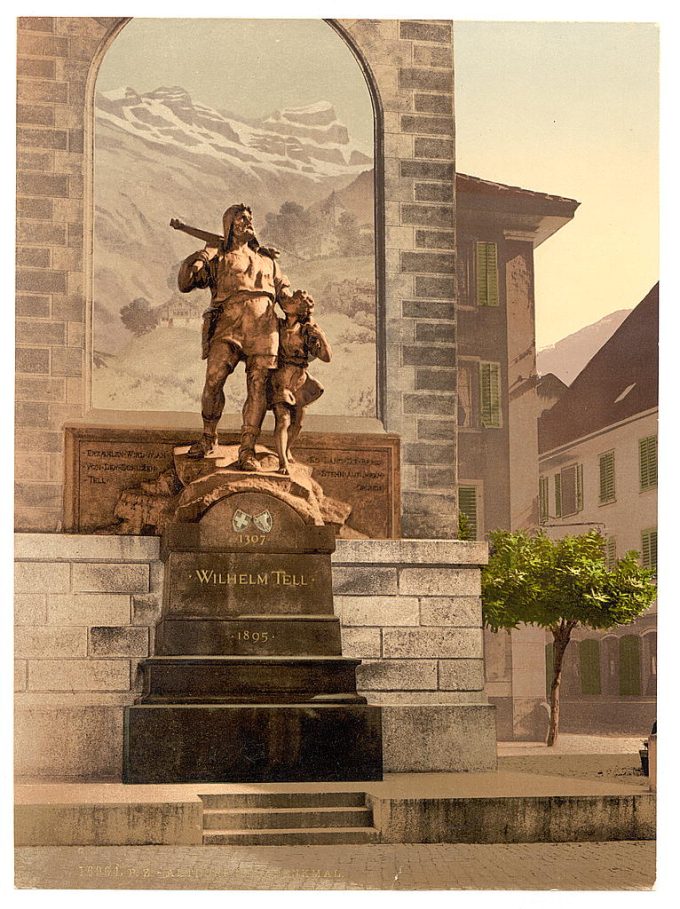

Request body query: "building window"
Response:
[545, 642, 554, 699]
[579, 639, 602, 695]
[475, 241, 499, 307]
[605, 536, 617, 568]
[555, 463, 583, 518]
[599, 450, 616, 503]
[458, 486, 479, 540]
[639, 435, 657, 490]
[457, 241, 471, 305]
[479, 361, 501, 428]
[539, 476, 549, 523]
[619, 635, 641, 696]
[641, 528, 657, 572]
[457, 360, 476, 428]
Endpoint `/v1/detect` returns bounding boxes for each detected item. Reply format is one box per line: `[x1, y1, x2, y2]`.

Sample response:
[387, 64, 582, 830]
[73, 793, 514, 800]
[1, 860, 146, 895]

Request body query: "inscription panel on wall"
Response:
[65, 426, 400, 538]
[167, 552, 333, 616]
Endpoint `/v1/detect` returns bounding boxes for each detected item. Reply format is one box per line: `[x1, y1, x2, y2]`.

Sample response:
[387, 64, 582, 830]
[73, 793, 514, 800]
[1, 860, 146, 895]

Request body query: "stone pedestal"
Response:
[123, 445, 383, 783]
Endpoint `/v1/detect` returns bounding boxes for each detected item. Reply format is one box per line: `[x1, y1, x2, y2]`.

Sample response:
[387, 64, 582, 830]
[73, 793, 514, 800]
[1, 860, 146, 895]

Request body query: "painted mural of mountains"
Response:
[92, 85, 377, 416]
[537, 309, 633, 386]
[93, 86, 372, 355]
[97, 87, 371, 181]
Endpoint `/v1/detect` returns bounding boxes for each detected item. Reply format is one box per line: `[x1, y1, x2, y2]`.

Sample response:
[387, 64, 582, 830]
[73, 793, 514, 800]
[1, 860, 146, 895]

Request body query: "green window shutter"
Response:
[457, 242, 471, 304]
[599, 451, 616, 503]
[545, 642, 554, 699]
[579, 639, 602, 695]
[475, 241, 499, 307]
[641, 528, 657, 572]
[639, 435, 658, 490]
[458, 486, 478, 539]
[619, 635, 641, 696]
[606, 537, 617, 568]
[484, 243, 499, 306]
[539, 476, 549, 523]
[479, 361, 501, 428]
[560, 464, 581, 517]
[554, 473, 562, 517]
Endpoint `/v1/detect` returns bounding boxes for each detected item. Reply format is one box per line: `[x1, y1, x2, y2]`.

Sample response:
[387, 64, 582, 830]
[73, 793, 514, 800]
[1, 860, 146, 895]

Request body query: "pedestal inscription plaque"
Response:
[65, 424, 400, 538]
[124, 452, 383, 783]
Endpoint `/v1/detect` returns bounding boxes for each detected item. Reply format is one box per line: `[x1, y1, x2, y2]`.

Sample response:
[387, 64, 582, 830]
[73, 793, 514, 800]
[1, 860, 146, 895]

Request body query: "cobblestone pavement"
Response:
[15, 842, 656, 890]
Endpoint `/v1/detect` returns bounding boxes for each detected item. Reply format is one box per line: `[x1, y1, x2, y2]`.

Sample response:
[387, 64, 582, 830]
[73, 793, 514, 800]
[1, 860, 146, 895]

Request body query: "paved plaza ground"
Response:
[14, 735, 658, 891]
[15, 841, 655, 890]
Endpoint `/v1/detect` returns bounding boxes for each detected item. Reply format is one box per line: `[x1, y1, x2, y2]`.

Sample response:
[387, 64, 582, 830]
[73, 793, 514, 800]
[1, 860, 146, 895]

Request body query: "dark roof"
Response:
[537, 373, 569, 399]
[538, 284, 659, 453]
[457, 173, 579, 218]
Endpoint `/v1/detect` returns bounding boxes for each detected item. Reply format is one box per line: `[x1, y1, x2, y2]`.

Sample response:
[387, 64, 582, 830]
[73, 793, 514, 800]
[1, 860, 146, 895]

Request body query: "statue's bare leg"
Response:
[239, 362, 271, 471]
[286, 406, 304, 463]
[273, 404, 292, 475]
[187, 341, 236, 459]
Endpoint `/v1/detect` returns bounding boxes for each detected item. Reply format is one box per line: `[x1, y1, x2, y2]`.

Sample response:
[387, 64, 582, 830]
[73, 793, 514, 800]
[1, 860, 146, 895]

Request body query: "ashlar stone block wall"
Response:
[15, 535, 495, 778]
[334, 540, 485, 705]
[14, 534, 162, 779]
[16, 16, 458, 540]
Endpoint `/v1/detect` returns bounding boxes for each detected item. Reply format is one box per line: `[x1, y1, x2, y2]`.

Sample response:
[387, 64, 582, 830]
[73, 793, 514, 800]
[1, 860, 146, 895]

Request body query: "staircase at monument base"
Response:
[200, 791, 379, 845]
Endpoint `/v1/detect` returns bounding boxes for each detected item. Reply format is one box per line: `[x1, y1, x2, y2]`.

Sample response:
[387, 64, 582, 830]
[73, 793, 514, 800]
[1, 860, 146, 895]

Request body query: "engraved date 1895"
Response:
[235, 629, 270, 643]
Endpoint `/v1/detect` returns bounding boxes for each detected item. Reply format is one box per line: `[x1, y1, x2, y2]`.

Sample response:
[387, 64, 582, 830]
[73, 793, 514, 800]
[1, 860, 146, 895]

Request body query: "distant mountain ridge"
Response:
[537, 309, 633, 385]
[93, 85, 373, 355]
[96, 87, 370, 182]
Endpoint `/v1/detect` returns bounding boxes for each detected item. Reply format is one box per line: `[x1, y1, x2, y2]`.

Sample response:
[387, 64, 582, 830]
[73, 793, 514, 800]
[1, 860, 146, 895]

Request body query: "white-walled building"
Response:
[538, 285, 658, 732]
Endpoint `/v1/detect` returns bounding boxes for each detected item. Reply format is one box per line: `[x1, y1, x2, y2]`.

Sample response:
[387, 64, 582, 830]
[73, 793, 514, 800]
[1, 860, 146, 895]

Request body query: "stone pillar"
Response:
[337, 19, 458, 538]
[16, 16, 121, 532]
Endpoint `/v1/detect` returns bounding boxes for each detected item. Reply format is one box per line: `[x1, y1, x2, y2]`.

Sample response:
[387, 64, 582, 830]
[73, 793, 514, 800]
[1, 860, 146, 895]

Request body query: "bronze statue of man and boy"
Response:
[172, 203, 331, 473]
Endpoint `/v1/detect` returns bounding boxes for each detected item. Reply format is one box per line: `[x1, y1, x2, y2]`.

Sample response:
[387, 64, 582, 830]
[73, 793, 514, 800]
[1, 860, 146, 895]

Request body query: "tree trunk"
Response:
[547, 625, 573, 747]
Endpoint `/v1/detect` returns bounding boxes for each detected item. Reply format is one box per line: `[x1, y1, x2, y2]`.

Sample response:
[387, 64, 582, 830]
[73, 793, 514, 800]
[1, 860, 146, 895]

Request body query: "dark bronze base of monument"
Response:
[123, 447, 383, 783]
[124, 703, 383, 783]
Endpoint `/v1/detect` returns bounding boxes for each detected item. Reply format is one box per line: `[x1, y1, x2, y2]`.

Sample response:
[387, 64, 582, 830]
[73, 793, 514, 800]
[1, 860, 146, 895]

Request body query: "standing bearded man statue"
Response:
[177, 204, 291, 468]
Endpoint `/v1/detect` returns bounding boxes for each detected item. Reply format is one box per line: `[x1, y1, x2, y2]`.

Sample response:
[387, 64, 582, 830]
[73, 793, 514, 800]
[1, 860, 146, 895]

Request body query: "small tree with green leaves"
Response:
[482, 529, 656, 746]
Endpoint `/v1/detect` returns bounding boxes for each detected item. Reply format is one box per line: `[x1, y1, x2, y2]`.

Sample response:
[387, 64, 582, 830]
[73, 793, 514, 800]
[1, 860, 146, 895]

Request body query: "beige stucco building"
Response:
[455, 174, 579, 740]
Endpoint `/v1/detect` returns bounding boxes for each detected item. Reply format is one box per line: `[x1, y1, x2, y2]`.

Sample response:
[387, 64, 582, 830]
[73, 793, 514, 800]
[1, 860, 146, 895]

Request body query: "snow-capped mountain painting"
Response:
[92, 86, 376, 417]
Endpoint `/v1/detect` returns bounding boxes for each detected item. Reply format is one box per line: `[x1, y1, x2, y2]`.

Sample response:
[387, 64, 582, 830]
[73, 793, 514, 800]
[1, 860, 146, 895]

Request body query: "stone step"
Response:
[139, 655, 364, 704]
[155, 615, 342, 657]
[200, 791, 367, 809]
[202, 806, 373, 829]
[203, 826, 379, 846]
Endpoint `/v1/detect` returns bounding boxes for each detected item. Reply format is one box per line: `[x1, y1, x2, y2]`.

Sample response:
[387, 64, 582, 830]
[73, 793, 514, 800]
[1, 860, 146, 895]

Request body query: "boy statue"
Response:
[268, 290, 332, 475]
